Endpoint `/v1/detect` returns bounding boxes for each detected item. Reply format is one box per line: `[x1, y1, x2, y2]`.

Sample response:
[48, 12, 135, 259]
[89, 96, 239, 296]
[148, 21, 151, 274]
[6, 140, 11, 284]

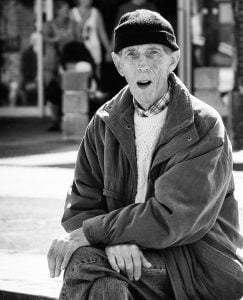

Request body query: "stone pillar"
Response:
[231, 0, 243, 150]
[62, 71, 90, 141]
[194, 67, 229, 131]
[231, 91, 243, 149]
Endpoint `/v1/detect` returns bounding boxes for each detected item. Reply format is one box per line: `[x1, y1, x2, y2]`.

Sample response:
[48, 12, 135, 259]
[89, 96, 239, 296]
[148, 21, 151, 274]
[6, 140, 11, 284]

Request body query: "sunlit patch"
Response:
[97, 109, 110, 118]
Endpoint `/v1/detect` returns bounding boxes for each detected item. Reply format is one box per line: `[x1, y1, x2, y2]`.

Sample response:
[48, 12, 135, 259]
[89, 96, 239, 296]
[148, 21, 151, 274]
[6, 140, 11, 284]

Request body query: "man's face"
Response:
[112, 44, 179, 109]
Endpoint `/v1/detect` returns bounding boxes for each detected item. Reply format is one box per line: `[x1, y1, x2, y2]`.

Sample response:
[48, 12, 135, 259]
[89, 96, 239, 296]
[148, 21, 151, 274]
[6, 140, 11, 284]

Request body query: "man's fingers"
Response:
[54, 242, 71, 278]
[107, 252, 120, 273]
[61, 248, 75, 271]
[105, 245, 146, 281]
[131, 250, 142, 281]
[105, 247, 126, 273]
[124, 254, 134, 281]
[53, 241, 67, 278]
[47, 240, 58, 278]
[48, 239, 71, 278]
[55, 254, 64, 277]
[48, 229, 89, 278]
[55, 242, 80, 277]
[140, 252, 152, 269]
[116, 256, 125, 272]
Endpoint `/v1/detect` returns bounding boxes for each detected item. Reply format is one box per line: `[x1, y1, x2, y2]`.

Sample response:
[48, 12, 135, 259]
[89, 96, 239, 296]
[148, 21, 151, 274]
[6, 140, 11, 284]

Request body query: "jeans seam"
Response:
[71, 258, 107, 269]
[142, 264, 166, 272]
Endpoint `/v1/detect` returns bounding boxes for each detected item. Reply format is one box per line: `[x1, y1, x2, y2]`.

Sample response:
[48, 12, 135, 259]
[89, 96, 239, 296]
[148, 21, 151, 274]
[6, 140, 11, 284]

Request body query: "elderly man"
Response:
[48, 9, 243, 300]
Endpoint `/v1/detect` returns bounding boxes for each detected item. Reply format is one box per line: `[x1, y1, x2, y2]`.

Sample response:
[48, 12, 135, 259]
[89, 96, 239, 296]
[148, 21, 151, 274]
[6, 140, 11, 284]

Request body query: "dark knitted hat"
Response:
[114, 9, 179, 53]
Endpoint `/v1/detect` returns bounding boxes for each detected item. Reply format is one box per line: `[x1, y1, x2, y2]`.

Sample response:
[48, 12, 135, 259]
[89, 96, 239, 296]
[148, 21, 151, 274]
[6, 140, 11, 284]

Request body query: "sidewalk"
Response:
[0, 117, 79, 298]
[0, 117, 80, 159]
[233, 150, 243, 168]
[1, 117, 243, 164]
[0, 251, 62, 299]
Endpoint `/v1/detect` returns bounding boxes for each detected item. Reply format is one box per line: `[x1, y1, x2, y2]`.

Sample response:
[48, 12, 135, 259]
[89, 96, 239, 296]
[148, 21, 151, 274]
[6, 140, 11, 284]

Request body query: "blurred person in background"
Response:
[115, 0, 158, 26]
[70, 0, 112, 85]
[43, 0, 79, 131]
[18, 32, 38, 106]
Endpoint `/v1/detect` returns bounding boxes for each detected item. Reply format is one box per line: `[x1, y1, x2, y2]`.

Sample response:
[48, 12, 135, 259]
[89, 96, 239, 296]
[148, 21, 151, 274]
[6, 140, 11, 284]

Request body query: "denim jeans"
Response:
[59, 246, 175, 300]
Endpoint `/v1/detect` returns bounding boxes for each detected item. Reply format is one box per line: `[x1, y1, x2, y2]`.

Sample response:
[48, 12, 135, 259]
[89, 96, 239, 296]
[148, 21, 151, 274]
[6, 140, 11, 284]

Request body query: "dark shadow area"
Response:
[43, 163, 75, 169]
[0, 117, 80, 158]
[233, 163, 243, 171]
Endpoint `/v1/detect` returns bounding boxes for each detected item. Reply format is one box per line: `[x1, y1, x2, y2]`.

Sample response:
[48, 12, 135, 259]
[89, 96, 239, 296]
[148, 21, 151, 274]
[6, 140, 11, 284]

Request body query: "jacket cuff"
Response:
[83, 215, 107, 245]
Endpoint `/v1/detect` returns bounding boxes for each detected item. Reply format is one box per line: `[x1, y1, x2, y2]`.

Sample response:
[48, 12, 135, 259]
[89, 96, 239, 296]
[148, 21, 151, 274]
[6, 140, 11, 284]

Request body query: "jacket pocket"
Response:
[192, 240, 243, 300]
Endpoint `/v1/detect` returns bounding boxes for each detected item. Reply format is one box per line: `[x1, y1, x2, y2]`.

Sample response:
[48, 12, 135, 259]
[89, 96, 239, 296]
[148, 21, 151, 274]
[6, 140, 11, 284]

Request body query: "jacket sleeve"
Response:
[82, 125, 233, 249]
[61, 117, 107, 232]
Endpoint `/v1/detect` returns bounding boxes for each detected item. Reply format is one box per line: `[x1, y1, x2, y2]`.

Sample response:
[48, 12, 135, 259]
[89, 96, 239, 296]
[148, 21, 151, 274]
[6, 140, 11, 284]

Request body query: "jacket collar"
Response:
[99, 73, 199, 171]
[103, 73, 195, 140]
[161, 73, 194, 138]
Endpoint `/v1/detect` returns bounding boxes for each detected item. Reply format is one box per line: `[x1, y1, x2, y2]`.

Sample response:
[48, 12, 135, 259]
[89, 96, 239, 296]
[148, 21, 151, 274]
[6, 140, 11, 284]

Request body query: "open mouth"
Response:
[137, 80, 152, 88]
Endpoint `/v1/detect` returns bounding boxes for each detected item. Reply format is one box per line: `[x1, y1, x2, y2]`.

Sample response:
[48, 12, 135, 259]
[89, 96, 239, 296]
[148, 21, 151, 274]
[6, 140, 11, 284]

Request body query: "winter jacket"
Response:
[62, 73, 243, 299]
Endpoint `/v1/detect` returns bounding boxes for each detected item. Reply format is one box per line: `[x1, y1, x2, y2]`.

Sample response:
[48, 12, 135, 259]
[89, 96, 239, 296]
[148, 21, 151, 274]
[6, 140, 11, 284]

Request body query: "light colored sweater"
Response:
[134, 108, 168, 203]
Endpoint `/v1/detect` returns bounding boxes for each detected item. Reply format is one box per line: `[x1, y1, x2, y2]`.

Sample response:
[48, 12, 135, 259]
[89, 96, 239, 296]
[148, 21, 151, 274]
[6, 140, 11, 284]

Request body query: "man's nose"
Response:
[138, 65, 150, 72]
[137, 56, 150, 72]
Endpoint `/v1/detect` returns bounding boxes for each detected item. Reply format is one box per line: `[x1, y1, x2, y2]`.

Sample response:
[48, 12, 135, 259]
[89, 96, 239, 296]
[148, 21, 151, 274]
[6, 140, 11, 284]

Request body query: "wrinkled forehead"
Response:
[120, 43, 170, 55]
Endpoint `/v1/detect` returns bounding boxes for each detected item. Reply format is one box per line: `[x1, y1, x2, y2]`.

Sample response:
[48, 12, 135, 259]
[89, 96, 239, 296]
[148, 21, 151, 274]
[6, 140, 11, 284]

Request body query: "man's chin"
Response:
[134, 96, 155, 110]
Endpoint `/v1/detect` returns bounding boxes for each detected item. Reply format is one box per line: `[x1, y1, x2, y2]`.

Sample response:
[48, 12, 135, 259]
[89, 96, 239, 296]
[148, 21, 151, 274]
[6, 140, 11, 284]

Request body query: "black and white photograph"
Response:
[0, 0, 242, 299]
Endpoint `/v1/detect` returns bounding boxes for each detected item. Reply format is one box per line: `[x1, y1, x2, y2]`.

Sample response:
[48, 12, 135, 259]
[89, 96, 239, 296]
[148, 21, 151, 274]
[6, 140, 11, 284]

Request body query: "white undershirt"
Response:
[134, 108, 168, 203]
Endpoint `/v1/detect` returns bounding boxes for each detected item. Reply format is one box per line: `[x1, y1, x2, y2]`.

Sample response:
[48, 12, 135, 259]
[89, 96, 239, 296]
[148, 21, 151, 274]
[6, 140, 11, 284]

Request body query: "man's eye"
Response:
[127, 52, 136, 57]
[148, 50, 160, 55]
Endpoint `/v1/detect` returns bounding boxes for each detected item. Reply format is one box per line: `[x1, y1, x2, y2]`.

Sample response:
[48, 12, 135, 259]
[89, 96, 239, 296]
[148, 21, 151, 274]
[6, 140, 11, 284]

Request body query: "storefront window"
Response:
[191, 0, 234, 123]
[0, 1, 37, 108]
[192, 0, 233, 67]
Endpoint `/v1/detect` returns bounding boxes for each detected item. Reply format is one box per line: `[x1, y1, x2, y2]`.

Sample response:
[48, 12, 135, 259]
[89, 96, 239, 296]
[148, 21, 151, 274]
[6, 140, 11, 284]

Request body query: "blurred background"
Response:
[0, 0, 243, 298]
[0, 0, 239, 130]
[0, 0, 241, 139]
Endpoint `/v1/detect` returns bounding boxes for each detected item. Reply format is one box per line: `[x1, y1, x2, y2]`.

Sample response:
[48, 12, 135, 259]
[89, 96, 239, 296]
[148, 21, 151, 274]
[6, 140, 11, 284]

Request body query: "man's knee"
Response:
[64, 246, 109, 281]
[89, 277, 131, 300]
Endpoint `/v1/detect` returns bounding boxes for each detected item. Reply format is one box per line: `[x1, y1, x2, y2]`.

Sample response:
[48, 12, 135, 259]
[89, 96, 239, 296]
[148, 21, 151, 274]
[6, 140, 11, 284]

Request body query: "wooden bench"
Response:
[0, 252, 62, 300]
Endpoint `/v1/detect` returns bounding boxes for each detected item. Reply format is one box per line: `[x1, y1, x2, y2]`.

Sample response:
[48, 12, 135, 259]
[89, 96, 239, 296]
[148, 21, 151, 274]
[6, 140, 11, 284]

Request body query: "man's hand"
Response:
[47, 227, 90, 278]
[105, 244, 152, 281]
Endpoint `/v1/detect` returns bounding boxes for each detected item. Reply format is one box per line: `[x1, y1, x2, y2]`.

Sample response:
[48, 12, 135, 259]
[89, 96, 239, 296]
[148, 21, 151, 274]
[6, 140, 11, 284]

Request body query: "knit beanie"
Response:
[114, 9, 179, 53]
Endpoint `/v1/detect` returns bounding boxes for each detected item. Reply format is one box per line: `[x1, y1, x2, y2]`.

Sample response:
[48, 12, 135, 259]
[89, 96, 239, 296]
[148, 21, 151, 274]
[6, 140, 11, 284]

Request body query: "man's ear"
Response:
[111, 52, 124, 77]
[168, 49, 180, 74]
